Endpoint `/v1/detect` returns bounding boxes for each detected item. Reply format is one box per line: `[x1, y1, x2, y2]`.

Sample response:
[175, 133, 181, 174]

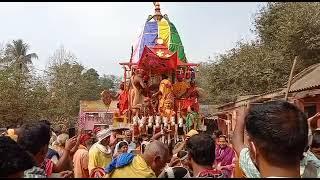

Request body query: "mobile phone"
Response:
[68, 127, 76, 138]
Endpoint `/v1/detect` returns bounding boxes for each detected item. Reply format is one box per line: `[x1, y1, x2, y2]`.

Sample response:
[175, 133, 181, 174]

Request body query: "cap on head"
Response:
[186, 129, 199, 137]
[96, 129, 112, 142]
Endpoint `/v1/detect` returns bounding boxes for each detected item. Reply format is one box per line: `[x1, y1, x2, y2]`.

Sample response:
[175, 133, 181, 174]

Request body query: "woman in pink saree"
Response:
[215, 135, 236, 178]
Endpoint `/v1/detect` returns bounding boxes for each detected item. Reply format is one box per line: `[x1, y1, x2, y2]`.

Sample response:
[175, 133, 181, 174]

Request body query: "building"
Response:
[78, 100, 118, 130]
[212, 63, 320, 139]
[288, 63, 320, 128]
[212, 90, 284, 139]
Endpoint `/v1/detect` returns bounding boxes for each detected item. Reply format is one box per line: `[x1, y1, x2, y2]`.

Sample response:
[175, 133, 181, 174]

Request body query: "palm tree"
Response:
[1, 39, 38, 72]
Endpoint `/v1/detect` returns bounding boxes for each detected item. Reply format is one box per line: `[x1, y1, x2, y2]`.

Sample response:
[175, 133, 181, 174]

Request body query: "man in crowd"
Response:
[0, 136, 34, 178]
[215, 135, 236, 178]
[88, 129, 113, 174]
[232, 101, 308, 178]
[108, 140, 169, 178]
[186, 134, 224, 178]
[73, 133, 93, 178]
[113, 130, 136, 156]
[172, 129, 199, 155]
[17, 122, 74, 178]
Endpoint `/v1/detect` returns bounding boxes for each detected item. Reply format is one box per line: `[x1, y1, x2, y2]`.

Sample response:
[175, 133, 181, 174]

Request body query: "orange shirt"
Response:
[73, 145, 89, 178]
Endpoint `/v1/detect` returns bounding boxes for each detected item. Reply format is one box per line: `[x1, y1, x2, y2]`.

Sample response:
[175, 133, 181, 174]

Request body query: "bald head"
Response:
[142, 140, 169, 176]
[144, 140, 169, 159]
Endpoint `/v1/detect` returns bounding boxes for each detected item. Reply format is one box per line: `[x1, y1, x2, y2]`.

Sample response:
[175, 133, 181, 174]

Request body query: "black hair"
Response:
[177, 150, 188, 159]
[311, 130, 320, 149]
[161, 74, 168, 80]
[186, 134, 215, 166]
[17, 122, 51, 155]
[141, 144, 147, 154]
[118, 141, 128, 150]
[214, 130, 223, 137]
[161, 167, 189, 178]
[218, 135, 228, 142]
[6, 125, 15, 130]
[39, 120, 51, 127]
[245, 100, 308, 167]
[0, 136, 35, 177]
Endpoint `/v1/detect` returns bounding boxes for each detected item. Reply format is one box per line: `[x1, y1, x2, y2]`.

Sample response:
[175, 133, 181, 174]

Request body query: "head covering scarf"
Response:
[80, 134, 92, 145]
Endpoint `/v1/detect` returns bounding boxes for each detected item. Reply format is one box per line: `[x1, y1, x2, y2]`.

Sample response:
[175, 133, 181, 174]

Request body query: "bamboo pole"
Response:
[285, 56, 298, 101]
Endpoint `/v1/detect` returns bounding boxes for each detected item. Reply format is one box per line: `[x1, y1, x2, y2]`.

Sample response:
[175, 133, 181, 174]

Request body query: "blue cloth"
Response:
[139, 21, 158, 58]
[104, 153, 135, 174]
[46, 148, 60, 160]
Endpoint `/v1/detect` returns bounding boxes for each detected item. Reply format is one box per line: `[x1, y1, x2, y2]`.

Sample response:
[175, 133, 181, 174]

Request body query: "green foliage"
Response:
[0, 41, 120, 127]
[1, 39, 38, 72]
[199, 2, 320, 104]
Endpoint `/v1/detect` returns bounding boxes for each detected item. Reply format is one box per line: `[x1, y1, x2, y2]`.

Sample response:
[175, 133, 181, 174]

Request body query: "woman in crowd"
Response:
[113, 141, 129, 159]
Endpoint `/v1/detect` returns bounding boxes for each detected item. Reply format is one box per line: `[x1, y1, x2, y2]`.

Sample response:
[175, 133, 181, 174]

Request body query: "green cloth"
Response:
[186, 111, 199, 130]
[167, 20, 187, 63]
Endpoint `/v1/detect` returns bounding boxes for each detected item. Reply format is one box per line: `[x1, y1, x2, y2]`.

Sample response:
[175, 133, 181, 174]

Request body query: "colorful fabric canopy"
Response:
[137, 44, 178, 74]
[132, 16, 187, 63]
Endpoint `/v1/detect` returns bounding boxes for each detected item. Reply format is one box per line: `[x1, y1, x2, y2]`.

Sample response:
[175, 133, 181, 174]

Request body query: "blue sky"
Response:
[0, 2, 266, 76]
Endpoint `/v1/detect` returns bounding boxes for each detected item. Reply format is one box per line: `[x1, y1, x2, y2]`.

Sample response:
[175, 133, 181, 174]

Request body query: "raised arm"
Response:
[52, 136, 77, 172]
[70, 129, 82, 155]
[308, 112, 320, 131]
[231, 106, 248, 156]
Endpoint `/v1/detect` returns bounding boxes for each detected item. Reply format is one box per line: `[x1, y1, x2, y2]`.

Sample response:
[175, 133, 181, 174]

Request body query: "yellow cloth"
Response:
[158, 18, 170, 47]
[109, 155, 156, 178]
[88, 143, 112, 174]
[172, 81, 190, 98]
[73, 145, 89, 178]
[7, 129, 18, 142]
[159, 79, 174, 111]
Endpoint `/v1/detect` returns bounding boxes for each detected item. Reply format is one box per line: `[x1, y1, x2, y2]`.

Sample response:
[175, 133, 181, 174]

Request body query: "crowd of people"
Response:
[1, 100, 320, 178]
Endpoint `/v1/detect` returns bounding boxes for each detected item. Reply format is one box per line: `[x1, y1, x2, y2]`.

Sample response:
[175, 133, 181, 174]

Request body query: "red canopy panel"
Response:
[137, 45, 178, 74]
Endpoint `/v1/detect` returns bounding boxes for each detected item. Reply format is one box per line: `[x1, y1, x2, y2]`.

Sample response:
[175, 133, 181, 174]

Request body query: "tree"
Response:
[44, 46, 84, 126]
[255, 2, 320, 71]
[1, 39, 38, 72]
[80, 68, 101, 100]
[199, 2, 320, 104]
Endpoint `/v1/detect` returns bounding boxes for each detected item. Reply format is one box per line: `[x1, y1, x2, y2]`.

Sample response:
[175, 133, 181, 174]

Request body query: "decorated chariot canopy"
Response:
[132, 2, 187, 63]
[120, 2, 198, 74]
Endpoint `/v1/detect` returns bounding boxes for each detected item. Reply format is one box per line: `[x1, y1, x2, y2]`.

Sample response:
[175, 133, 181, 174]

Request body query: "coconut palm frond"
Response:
[25, 53, 38, 60]
[3, 40, 37, 70]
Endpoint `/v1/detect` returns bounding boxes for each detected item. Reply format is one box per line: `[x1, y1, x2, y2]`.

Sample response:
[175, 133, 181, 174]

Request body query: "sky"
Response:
[0, 2, 266, 76]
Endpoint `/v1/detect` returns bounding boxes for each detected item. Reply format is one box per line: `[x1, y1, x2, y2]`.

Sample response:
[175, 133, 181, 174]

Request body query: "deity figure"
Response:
[185, 106, 200, 132]
[181, 80, 200, 112]
[161, 99, 176, 119]
[172, 74, 190, 99]
[152, 74, 174, 115]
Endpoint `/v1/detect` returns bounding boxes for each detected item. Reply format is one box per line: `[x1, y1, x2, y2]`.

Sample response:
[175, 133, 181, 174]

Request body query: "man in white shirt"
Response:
[232, 101, 308, 178]
[237, 112, 320, 178]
